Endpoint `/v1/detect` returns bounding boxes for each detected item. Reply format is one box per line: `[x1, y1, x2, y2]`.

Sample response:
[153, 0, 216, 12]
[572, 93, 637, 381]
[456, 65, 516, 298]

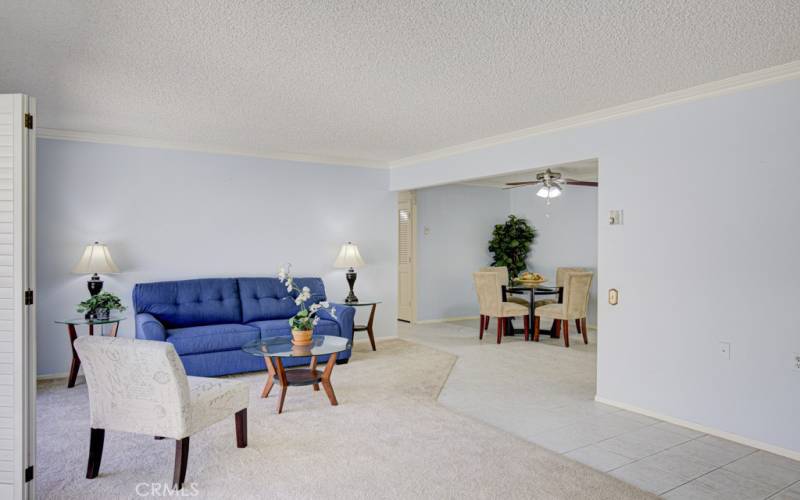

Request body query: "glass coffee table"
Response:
[242, 335, 350, 414]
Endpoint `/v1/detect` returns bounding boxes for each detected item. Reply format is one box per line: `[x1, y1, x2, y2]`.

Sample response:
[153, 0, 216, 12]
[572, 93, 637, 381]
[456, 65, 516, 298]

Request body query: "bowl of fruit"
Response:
[514, 272, 547, 284]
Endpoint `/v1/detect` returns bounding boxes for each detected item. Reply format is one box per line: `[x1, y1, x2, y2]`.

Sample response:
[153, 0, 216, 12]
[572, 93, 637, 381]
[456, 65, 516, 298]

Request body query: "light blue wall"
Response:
[36, 139, 396, 376]
[415, 184, 510, 321]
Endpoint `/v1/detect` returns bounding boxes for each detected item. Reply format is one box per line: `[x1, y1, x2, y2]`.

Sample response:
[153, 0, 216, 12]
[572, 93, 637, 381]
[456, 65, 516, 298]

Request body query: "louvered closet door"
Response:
[397, 193, 415, 321]
[0, 94, 36, 500]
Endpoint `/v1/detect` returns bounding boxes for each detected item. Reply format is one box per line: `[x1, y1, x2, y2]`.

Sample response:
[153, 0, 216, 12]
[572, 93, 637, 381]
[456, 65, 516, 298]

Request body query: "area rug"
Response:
[37, 339, 653, 499]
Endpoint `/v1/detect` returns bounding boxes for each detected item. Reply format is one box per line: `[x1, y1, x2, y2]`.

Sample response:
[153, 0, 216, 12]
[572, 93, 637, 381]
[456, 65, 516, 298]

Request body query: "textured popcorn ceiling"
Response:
[1, 1, 799, 165]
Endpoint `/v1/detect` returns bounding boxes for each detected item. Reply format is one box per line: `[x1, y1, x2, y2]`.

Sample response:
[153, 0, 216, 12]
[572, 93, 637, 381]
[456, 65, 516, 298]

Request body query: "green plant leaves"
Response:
[488, 215, 536, 278]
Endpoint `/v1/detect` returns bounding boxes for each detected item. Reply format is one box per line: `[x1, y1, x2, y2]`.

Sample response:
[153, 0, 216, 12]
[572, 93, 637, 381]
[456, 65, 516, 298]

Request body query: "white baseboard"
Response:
[37, 372, 70, 381]
[414, 315, 480, 324]
[595, 396, 800, 462]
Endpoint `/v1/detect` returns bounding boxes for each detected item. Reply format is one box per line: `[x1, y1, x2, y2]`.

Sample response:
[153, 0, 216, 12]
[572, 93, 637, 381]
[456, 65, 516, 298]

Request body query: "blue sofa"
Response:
[133, 277, 355, 377]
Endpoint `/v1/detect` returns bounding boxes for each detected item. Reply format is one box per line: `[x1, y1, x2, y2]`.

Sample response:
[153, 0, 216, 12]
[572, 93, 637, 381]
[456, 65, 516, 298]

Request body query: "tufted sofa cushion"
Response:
[238, 277, 327, 323]
[133, 278, 243, 328]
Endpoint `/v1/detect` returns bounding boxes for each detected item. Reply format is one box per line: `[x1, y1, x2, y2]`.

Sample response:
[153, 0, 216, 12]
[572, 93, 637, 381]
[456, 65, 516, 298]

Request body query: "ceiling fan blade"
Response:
[505, 181, 542, 186]
[503, 184, 535, 190]
[564, 180, 599, 186]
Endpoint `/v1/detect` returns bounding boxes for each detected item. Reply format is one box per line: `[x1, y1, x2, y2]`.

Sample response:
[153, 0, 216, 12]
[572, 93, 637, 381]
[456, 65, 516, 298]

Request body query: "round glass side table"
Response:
[344, 300, 381, 351]
[55, 316, 126, 388]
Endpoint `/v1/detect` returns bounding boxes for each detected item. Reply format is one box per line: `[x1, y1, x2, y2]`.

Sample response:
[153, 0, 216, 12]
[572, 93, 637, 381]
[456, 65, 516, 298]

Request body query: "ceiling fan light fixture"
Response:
[536, 183, 562, 199]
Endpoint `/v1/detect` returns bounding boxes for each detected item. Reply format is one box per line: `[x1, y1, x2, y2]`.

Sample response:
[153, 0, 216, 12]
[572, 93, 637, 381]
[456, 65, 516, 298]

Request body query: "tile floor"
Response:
[398, 319, 800, 499]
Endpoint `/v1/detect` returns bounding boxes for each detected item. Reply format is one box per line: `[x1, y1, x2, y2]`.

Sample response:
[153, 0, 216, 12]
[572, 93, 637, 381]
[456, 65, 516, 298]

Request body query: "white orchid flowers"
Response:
[278, 264, 337, 331]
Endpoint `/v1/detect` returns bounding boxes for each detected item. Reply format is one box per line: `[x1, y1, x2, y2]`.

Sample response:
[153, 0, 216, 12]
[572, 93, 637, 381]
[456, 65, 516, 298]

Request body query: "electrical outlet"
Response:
[719, 342, 731, 360]
[793, 353, 800, 371]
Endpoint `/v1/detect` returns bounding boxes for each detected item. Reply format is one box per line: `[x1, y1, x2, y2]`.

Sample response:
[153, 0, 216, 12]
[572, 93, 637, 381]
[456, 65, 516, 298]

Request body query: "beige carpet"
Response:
[37, 339, 654, 499]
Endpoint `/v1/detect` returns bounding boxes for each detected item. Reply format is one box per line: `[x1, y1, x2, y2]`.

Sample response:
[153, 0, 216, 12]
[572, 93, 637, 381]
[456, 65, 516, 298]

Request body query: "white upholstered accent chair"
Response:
[533, 266, 586, 307]
[473, 271, 530, 343]
[74, 335, 249, 490]
[534, 271, 593, 347]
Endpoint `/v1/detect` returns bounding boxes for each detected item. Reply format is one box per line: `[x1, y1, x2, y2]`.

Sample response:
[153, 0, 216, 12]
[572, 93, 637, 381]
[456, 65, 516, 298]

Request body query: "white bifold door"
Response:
[0, 94, 37, 499]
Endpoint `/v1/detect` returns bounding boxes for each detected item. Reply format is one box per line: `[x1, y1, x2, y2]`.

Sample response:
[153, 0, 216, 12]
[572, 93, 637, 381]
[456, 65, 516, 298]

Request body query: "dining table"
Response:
[502, 281, 562, 339]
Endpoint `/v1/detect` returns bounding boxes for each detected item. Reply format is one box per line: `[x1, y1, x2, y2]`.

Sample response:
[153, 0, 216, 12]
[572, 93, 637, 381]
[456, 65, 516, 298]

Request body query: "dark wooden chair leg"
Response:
[523, 315, 529, 341]
[563, 320, 570, 348]
[496, 316, 503, 344]
[235, 408, 247, 448]
[581, 318, 588, 344]
[575, 319, 582, 333]
[484, 315, 490, 329]
[479, 314, 485, 339]
[173, 437, 190, 490]
[533, 316, 540, 342]
[86, 428, 105, 479]
[552, 319, 561, 339]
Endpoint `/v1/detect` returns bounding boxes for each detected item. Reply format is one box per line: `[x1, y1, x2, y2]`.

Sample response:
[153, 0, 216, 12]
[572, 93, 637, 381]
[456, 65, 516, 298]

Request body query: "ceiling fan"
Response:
[504, 168, 598, 204]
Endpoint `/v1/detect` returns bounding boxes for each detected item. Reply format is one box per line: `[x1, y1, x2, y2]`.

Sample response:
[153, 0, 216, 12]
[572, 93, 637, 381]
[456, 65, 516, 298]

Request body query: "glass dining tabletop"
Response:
[242, 335, 350, 358]
[55, 316, 126, 325]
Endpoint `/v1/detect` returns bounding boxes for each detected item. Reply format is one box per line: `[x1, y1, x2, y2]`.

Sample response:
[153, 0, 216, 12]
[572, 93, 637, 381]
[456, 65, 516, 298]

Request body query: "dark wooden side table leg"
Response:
[366, 304, 377, 351]
[320, 352, 338, 406]
[261, 356, 277, 398]
[274, 357, 288, 414]
[67, 324, 80, 388]
[310, 356, 320, 391]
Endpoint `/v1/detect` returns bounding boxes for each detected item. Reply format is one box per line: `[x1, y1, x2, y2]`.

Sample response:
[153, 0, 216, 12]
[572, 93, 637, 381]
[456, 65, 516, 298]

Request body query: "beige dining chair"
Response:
[480, 266, 529, 330]
[534, 271, 593, 347]
[473, 271, 529, 343]
[534, 267, 587, 333]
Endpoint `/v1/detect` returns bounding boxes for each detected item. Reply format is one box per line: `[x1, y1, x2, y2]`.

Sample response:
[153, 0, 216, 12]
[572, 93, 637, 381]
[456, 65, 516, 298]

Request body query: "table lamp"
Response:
[72, 242, 120, 296]
[334, 241, 365, 303]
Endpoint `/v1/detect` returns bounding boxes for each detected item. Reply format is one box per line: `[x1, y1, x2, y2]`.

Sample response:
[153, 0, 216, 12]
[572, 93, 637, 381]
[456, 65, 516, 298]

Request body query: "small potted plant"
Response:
[278, 265, 336, 345]
[77, 291, 126, 320]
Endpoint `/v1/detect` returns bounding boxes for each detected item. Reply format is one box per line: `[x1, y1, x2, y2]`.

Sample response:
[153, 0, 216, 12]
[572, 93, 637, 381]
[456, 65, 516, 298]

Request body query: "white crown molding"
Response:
[36, 128, 388, 169]
[388, 60, 800, 168]
[36, 61, 800, 170]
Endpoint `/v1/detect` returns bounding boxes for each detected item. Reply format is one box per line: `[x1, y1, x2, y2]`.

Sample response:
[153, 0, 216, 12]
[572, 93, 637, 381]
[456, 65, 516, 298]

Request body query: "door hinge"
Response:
[24, 289, 33, 306]
[24, 465, 33, 482]
[24, 113, 33, 129]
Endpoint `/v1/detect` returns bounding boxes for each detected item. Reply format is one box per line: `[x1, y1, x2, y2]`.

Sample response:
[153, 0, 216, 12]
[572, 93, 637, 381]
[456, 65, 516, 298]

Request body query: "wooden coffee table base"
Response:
[260, 353, 338, 414]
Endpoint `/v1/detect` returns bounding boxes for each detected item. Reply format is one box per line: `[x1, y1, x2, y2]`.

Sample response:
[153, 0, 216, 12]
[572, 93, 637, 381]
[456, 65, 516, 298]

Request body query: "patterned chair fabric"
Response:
[74, 335, 248, 440]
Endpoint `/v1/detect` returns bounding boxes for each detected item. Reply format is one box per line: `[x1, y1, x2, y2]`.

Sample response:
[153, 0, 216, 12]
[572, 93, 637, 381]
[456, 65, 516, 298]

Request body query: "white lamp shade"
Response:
[333, 242, 365, 268]
[72, 242, 120, 274]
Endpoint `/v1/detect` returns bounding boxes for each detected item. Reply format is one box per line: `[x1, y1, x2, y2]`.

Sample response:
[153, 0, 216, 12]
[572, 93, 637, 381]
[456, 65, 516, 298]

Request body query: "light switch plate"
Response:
[609, 210, 624, 225]
[793, 353, 800, 371]
[608, 288, 619, 305]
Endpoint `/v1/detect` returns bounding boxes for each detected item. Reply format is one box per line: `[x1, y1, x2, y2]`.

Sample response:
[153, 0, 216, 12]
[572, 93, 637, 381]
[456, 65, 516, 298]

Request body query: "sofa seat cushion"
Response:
[166, 323, 259, 356]
[248, 318, 341, 339]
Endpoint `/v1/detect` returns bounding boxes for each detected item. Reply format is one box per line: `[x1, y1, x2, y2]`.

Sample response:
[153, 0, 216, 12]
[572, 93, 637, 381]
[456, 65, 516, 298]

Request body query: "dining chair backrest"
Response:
[563, 271, 594, 319]
[473, 271, 503, 316]
[74, 335, 192, 438]
[480, 266, 510, 287]
[556, 267, 586, 287]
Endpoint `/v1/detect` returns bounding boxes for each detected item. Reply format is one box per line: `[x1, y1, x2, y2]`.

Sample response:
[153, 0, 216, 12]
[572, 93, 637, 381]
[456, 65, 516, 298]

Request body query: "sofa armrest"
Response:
[136, 313, 167, 342]
[318, 304, 355, 343]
